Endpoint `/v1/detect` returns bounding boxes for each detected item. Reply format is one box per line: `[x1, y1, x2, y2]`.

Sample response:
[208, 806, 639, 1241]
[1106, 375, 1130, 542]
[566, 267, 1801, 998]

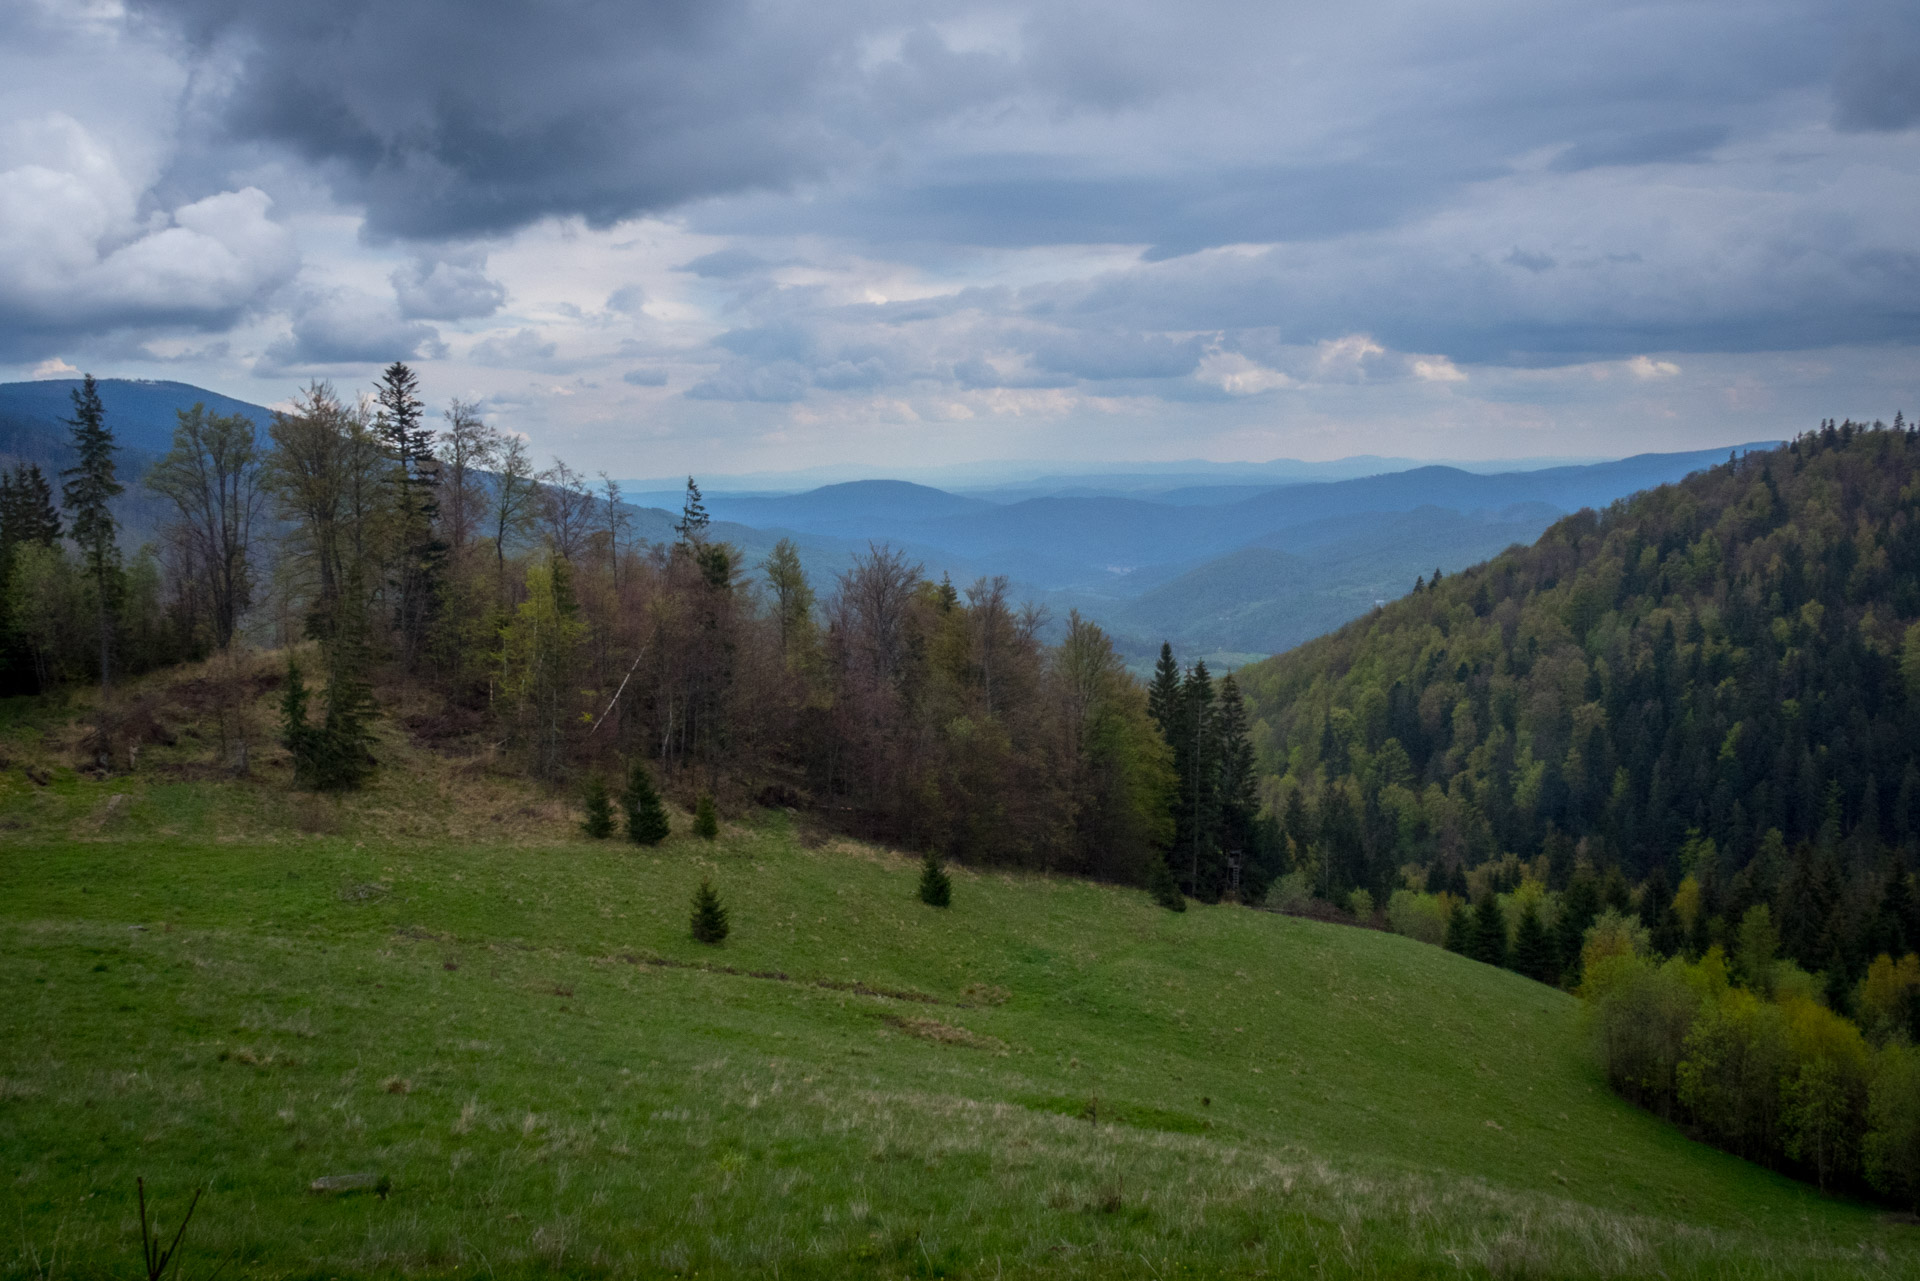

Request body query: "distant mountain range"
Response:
[0, 377, 1774, 663]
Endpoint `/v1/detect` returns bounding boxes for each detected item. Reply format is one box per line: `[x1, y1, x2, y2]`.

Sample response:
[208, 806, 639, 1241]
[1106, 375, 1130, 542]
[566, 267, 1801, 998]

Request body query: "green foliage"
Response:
[1147, 856, 1186, 911]
[581, 775, 615, 839]
[1866, 1044, 1920, 1209]
[279, 656, 375, 792]
[1236, 424, 1920, 987]
[1510, 900, 1556, 983]
[1467, 893, 1508, 968]
[498, 558, 587, 780]
[693, 792, 719, 840]
[59, 373, 122, 689]
[622, 760, 671, 845]
[689, 876, 729, 943]
[1443, 899, 1472, 954]
[917, 851, 952, 907]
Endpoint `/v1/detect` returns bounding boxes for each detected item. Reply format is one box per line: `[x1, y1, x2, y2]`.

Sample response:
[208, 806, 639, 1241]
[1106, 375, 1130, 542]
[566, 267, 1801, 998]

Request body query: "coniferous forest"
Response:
[1236, 416, 1920, 982]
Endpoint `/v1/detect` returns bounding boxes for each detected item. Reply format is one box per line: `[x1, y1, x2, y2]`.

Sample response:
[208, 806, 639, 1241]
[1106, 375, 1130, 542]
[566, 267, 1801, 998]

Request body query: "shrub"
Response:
[1347, 888, 1374, 920]
[917, 852, 952, 907]
[1866, 1044, 1920, 1210]
[1264, 869, 1312, 913]
[1585, 955, 1704, 1114]
[690, 878, 729, 944]
[580, 775, 614, 839]
[1147, 858, 1186, 912]
[1386, 890, 1446, 945]
[622, 760, 671, 845]
[1677, 987, 1788, 1160]
[693, 793, 719, 840]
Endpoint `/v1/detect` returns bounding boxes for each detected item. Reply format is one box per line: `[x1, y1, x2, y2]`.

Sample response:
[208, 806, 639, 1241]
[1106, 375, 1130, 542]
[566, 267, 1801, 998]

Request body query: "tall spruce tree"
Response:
[1147, 643, 1181, 740]
[375, 362, 444, 670]
[1510, 900, 1555, 982]
[1176, 660, 1218, 896]
[60, 374, 122, 693]
[1555, 874, 1600, 980]
[623, 759, 671, 845]
[675, 476, 709, 546]
[1469, 892, 1509, 967]
[1215, 674, 1257, 892]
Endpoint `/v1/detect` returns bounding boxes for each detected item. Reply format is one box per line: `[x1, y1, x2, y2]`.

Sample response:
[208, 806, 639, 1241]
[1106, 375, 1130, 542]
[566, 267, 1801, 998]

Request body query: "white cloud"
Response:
[1627, 355, 1681, 379]
[1412, 356, 1467, 382]
[30, 357, 78, 378]
[1198, 350, 1295, 395]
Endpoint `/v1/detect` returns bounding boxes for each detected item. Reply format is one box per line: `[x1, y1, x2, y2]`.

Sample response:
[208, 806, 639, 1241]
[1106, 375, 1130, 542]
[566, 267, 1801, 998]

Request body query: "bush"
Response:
[917, 852, 952, 907]
[1347, 888, 1374, 920]
[693, 792, 719, 840]
[1264, 870, 1312, 913]
[690, 878, 729, 944]
[1585, 955, 1704, 1114]
[580, 774, 614, 839]
[622, 760, 671, 845]
[1386, 890, 1446, 945]
[1867, 1044, 1920, 1210]
[1146, 858, 1185, 912]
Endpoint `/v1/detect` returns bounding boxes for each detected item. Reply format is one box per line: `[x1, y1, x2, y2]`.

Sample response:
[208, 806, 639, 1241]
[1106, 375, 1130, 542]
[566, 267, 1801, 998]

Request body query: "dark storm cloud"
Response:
[1833, 0, 1920, 131]
[129, 0, 1044, 240]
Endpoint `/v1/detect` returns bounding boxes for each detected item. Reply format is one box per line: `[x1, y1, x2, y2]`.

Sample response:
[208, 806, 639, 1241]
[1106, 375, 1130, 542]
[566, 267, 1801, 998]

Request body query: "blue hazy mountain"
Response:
[0, 379, 274, 467]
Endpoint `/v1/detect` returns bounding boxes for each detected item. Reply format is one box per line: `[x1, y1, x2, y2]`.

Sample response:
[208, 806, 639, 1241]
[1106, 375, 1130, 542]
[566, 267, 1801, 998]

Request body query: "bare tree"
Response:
[597, 471, 632, 592]
[540, 458, 596, 562]
[437, 400, 497, 555]
[490, 434, 539, 596]
[145, 404, 264, 651]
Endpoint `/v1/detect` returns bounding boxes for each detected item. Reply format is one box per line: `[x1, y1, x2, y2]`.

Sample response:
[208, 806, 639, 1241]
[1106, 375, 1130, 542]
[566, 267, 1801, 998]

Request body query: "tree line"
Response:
[0, 367, 1269, 898]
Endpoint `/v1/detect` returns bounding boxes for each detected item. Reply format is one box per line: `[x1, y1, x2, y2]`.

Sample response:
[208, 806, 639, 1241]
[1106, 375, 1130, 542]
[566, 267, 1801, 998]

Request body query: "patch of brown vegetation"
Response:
[880, 1014, 1007, 1052]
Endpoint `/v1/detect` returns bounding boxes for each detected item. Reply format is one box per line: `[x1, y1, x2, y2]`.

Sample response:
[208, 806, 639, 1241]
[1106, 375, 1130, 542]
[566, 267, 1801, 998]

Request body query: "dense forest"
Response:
[0, 368, 1268, 892]
[1237, 416, 1920, 984]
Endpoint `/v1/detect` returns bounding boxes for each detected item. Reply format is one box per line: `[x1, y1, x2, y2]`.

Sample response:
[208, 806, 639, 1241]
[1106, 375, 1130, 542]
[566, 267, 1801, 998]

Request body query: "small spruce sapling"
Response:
[690, 877, 729, 943]
[694, 792, 719, 840]
[581, 774, 614, 839]
[1147, 857, 1186, 912]
[623, 759, 671, 845]
[918, 852, 952, 907]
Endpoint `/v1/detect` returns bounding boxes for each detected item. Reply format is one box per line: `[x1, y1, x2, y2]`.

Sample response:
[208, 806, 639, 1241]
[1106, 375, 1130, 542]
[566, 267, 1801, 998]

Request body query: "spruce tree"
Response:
[1215, 674, 1257, 881]
[581, 774, 615, 839]
[1555, 874, 1600, 979]
[917, 851, 952, 907]
[60, 374, 122, 693]
[375, 361, 444, 670]
[675, 476, 709, 546]
[1176, 660, 1219, 896]
[1510, 900, 1555, 983]
[1469, 892, 1509, 968]
[1147, 642, 1181, 740]
[623, 759, 671, 845]
[690, 877, 729, 943]
[1443, 899, 1473, 953]
[694, 792, 719, 840]
[1147, 856, 1186, 911]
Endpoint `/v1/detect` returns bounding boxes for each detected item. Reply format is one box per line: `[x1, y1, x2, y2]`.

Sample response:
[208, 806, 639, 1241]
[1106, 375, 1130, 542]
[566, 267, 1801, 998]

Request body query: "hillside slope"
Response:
[1235, 421, 1920, 976]
[0, 684, 1908, 1278]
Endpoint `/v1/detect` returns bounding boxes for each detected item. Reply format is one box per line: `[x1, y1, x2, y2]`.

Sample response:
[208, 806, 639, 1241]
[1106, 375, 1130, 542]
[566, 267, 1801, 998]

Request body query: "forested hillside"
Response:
[1237, 418, 1920, 979]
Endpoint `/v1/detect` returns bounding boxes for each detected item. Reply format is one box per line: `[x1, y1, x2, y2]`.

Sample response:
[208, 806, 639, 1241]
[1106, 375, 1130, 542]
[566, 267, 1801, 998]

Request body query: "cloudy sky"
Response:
[2, 0, 1916, 476]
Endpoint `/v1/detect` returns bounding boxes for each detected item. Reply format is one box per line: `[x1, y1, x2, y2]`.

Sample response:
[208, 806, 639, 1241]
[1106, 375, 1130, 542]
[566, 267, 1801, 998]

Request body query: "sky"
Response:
[0, 0, 1916, 478]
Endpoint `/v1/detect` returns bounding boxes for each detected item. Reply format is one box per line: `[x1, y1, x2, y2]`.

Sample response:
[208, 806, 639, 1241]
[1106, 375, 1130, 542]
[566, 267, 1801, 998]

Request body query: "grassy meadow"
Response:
[1, 685, 1916, 1278]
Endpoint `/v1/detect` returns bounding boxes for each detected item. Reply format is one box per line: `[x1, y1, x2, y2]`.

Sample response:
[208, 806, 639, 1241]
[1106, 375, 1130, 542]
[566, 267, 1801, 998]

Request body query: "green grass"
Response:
[1, 769, 1916, 1277]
